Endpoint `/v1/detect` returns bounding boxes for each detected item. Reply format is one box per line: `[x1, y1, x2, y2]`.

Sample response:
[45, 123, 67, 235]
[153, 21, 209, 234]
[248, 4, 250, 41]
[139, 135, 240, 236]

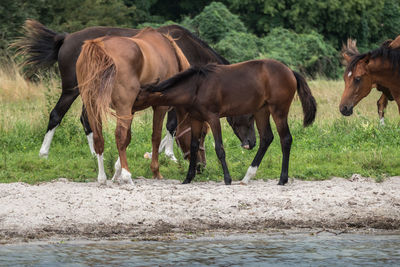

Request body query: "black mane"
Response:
[142, 64, 217, 92]
[168, 25, 230, 65]
[346, 40, 400, 75]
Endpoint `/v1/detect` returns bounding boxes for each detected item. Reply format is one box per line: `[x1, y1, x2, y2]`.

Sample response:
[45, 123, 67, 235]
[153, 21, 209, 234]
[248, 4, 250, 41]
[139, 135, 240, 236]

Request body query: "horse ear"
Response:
[390, 35, 400, 49]
[342, 52, 352, 64]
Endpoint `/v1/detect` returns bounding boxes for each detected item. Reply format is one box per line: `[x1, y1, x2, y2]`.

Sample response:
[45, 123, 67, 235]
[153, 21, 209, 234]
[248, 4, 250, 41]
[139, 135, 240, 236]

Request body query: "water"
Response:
[1, 233, 400, 266]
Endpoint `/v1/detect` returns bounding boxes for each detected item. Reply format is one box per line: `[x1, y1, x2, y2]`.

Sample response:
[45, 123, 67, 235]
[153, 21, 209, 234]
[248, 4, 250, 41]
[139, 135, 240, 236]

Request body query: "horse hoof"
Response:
[277, 180, 287, 186]
[224, 179, 232, 185]
[240, 181, 248, 185]
[182, 179, 191, 184]
[98, 177, 107, 185]
[120, 169, 133, 185]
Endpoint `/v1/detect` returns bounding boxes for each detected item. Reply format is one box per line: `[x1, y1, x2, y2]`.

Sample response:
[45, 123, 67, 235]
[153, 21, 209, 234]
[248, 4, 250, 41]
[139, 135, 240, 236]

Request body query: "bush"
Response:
[214, 31, 262, 63]
[260, 28, 340, 78]
[185, 2, 246, 43]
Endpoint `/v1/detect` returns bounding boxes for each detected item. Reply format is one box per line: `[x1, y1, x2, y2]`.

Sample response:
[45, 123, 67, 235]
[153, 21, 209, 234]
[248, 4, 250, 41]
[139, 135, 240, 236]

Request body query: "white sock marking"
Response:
[241, 166, 258, 184]
[120, 168, 133, 185]
[164, 132, 177, 162]
[97, 153, 107, 185]
[39, 125, 58, 158]
[86, 133, 96, 155]
[112, 157, 121, 182]
[380, 118, 385, 125]
[158, 135, 168, 153]
[144, 132, 177, 162]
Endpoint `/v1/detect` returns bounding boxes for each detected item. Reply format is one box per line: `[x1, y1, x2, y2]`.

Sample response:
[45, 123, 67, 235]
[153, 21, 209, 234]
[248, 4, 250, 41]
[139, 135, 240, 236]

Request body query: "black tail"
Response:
[12, 20, 66, 71]
[293, 71, 317, 127]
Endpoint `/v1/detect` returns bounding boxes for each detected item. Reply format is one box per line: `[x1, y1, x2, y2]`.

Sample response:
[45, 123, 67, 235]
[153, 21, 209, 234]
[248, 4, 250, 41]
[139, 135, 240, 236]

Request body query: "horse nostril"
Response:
[340, 105, 353, 116]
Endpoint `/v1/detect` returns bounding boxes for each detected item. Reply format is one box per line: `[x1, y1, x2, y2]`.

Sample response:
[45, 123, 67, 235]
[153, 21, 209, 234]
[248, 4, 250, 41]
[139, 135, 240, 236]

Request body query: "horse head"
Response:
[340, 53, 374, 116]
[227, 115, 256, 150]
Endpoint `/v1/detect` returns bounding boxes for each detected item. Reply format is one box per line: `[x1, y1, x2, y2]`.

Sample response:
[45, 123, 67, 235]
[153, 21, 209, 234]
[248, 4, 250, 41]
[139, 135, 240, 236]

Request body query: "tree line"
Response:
[1, 0, 399, 78]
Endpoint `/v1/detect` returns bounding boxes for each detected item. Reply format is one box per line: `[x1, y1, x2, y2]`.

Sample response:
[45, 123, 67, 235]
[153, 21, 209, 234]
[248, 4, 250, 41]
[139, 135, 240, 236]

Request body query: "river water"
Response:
[1, 233, 400, 266]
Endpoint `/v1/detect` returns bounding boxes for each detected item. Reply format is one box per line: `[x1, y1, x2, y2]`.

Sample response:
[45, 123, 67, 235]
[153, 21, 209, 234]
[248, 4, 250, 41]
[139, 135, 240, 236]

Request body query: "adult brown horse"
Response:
[340, 36, 400, 118]
[341, 38, 394, 124]
[14, 20, 256, 160]
[136, 60, 317, 185]
[76, 28, 191, 184]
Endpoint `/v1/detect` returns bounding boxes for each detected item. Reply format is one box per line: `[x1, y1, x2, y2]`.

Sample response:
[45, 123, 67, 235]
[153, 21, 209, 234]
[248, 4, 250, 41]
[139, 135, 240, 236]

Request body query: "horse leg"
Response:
[114, 112, 134, 184]
[182, 119, 204, 184]
[271, 108, 292, 186]
[86, 112, 106, 184]
[164, 109, 178, 162]
[143, 109, 177, 162]
[209, 116, 232, 185]
[241, 108, 273, 185]
[377, 93, 388, 125]
[80, 105, 95, 155]
[151, 106, 169, 179]
[197, 123, 208, 173]
[39, 89, 79, 158]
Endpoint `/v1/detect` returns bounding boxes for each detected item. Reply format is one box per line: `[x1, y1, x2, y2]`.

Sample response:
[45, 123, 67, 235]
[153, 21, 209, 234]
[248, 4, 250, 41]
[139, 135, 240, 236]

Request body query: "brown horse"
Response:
[76, 28, 192, 184]
[136, 60, 317, 185]
[14, 20, 256, 160]
[340, 37, 400, 118]
[341, 38, 394, 124]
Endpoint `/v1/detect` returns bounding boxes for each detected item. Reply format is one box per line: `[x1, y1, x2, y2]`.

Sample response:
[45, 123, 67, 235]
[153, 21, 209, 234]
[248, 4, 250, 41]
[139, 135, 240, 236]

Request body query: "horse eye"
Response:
[354, 76, 361, 82]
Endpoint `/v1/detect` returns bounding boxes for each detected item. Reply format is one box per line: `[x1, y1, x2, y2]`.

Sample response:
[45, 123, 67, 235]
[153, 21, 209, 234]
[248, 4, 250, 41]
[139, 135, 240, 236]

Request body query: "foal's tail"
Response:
[76, 39, 116, 133]
[293, 71, 317, 127]
[12, 19, 66, 72]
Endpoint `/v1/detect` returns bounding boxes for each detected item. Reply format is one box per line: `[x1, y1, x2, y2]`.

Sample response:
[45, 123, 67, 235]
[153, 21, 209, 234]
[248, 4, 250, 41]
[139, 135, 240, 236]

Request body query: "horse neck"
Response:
[368, 59, 400, 90]
[149, 80, 196, 107]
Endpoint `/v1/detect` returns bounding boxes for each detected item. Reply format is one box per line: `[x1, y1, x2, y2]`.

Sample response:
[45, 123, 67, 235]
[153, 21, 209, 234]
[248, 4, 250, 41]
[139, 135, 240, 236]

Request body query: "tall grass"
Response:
[1, 63, 399, 184]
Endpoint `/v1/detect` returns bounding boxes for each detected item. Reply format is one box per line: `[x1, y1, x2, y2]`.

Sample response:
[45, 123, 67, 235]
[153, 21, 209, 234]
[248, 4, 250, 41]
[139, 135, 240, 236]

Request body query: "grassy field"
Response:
[1, 64, 400, 184]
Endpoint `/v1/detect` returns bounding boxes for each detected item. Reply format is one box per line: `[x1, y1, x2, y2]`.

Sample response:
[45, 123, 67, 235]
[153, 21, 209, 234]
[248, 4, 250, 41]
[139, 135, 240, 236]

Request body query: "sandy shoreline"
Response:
[1, 175, 400, 243]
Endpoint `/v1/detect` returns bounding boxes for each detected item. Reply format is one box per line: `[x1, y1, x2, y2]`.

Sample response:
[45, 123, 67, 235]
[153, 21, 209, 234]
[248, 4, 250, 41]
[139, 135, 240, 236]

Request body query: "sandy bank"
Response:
[1, 175, 400, 243]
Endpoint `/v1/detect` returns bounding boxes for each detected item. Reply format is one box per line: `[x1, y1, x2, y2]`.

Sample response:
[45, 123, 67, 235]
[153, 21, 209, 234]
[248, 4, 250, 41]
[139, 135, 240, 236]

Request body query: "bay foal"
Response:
[137, 60, 317, 185]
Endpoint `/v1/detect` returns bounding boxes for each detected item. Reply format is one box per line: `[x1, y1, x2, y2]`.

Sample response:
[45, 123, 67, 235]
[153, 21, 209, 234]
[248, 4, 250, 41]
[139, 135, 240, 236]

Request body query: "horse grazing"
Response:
[76, 28, 193, 184]
[341, 38, 394, 124]
[14, 20, 256, 161]
[137, 60, 317, 185]
[340, 36, 400, 118]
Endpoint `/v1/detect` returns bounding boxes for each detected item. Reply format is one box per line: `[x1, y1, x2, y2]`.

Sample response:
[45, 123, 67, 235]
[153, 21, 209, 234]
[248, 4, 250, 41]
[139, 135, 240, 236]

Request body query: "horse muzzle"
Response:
[340, 105, 353, 116]
[241, 139, 256, 150]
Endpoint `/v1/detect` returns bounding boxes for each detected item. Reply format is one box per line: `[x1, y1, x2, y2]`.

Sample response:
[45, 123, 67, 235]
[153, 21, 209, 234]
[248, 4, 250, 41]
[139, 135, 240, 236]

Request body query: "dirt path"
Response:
[1, 175, 400, 243]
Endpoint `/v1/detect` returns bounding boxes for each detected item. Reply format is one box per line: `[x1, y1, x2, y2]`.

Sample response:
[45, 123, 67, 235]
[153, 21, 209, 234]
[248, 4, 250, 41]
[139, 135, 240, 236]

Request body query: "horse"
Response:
[340, 36, 400, 118]
[136, 60, 317, 185]
[13, 20, 256, 163]
[76, 28, 196, 184]
[341, 38, 394, 124]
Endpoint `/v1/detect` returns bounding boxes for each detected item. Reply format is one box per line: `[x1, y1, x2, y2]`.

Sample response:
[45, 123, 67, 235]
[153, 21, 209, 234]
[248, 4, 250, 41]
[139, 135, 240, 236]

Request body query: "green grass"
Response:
[1, 73, 400, 183]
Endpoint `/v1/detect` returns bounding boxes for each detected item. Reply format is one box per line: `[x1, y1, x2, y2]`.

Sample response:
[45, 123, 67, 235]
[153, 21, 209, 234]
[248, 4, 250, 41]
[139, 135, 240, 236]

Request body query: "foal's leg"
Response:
[377, 93, 388, 125]
[182, 119, 204, 184]
[39, 89, 79, 158]
[209, 116, 232, 185]
[241, 108, 274, 185]
[151, 106, 169, 179]
[271, 108, 292, 186]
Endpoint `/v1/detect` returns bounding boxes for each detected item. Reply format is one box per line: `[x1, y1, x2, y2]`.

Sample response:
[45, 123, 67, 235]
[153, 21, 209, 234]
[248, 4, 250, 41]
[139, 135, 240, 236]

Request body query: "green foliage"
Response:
[185, 2, 247, 43]
[261, 28, 340, 78]
[214, 31, 262, 63]
[224, 0, 400, 48]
